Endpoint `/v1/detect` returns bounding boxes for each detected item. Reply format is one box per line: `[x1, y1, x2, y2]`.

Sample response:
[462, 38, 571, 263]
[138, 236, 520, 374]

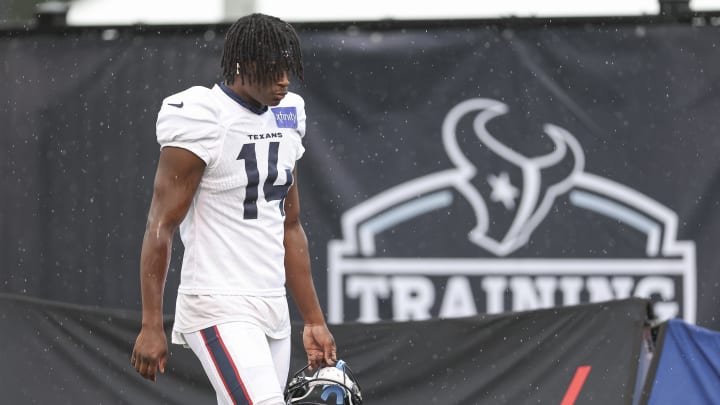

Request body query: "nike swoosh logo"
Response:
[168, 102, 184, 108]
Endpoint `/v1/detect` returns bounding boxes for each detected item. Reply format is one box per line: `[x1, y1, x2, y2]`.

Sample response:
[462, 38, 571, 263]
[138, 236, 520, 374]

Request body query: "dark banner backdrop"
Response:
[1, 19, 719, 329]
[0, 293, 652, 404]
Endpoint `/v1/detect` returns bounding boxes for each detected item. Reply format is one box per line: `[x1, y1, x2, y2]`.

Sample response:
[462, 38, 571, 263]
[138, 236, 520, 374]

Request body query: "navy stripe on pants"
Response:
[201, 326, 252, 405]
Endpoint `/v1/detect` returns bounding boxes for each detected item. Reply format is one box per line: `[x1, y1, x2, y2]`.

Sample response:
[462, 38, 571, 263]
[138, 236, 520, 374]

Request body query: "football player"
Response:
[131, 13, 337, 405]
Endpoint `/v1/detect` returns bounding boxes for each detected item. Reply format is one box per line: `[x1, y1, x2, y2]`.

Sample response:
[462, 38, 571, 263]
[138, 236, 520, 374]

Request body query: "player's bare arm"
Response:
[284, 166, 337, 370]
[131, 146, 205, 381]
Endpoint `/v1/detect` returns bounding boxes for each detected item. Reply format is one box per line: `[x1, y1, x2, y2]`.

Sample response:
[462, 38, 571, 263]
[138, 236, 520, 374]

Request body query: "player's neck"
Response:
[224, 81, 264, 110]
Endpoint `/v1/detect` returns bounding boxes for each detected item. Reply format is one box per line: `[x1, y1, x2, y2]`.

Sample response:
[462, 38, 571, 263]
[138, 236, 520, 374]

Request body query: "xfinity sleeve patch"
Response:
[272, 107, 298, 128]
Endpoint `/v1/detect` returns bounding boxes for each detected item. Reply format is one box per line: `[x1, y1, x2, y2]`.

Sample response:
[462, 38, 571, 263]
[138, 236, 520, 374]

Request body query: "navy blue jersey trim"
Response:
[218, 82, 268, 115]
[201, 326, 251, 405]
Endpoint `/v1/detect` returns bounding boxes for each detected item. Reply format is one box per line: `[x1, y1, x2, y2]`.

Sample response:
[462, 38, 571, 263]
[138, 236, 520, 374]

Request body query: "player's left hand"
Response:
[302, 323, 336, 370]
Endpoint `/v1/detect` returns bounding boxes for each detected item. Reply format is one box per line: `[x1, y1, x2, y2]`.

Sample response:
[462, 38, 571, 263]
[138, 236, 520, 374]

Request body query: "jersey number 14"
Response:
[237, 141, 293, 220]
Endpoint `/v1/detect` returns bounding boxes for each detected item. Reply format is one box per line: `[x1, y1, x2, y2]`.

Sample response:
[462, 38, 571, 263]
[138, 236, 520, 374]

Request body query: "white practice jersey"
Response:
[156, 83, 306, 297]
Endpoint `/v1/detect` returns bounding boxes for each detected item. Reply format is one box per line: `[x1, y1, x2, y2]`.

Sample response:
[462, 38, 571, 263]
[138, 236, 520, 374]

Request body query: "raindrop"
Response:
[101, 29, 119, 41]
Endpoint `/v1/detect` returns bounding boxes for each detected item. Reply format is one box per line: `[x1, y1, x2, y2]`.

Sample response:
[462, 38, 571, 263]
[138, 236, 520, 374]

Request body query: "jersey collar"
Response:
[218, 82, 268, 115]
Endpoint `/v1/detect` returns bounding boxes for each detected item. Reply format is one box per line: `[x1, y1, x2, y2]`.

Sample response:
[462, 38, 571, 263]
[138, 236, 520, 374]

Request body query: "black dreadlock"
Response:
[221, 13, 303, 85]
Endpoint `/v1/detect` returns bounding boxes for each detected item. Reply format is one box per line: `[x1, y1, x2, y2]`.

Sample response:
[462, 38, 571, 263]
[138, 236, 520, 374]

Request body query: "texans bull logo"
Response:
[443, 98, 585, 256]
[327, 97, 696, 324]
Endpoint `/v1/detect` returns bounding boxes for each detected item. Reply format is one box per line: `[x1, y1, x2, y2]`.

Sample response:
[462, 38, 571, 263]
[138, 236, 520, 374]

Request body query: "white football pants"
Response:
[183, 322, 291, 405]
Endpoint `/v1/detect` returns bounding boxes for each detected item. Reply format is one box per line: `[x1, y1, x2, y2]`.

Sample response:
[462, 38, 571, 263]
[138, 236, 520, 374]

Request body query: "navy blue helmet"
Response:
[285, 360, 362, 405]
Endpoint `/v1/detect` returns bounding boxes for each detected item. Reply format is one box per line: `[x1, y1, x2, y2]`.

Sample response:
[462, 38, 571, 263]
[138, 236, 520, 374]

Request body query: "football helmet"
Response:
[284, 360, 363, 405]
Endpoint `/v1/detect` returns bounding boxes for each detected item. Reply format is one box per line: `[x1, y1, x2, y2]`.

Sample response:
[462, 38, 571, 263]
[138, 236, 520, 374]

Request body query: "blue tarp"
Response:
[646, 319, 720, 404]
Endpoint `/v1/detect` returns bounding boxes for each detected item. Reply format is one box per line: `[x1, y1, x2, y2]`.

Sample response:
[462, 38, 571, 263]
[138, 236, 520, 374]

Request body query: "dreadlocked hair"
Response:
[221, 13, 303, 85]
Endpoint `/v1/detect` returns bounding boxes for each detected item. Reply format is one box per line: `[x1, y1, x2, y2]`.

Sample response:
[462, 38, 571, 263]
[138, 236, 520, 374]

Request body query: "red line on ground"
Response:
[560, 365, 592, 405]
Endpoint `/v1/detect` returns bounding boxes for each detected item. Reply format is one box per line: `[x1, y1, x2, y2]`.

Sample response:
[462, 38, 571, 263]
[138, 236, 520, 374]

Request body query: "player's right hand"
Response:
[131, 326, 168, 382]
